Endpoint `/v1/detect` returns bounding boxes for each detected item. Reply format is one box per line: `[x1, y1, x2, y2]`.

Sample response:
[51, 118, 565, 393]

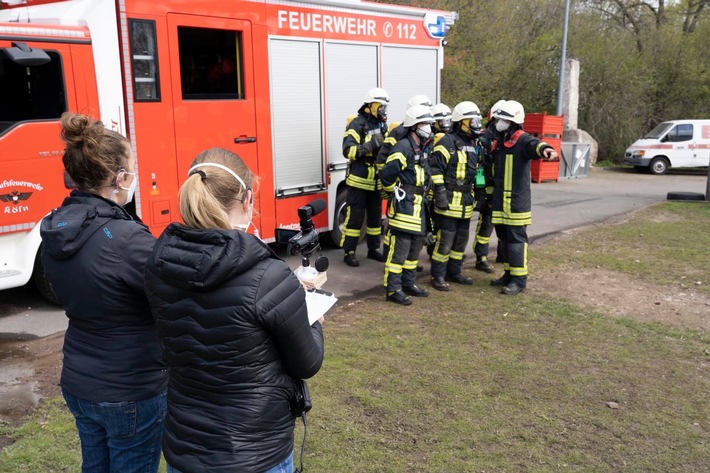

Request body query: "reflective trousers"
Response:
[430, 216, 471, 279]
[473, 206, 494, 259]
[341, 186, 382, 254]
[494, 224, 528, 286]
[384, 229, 424, 292]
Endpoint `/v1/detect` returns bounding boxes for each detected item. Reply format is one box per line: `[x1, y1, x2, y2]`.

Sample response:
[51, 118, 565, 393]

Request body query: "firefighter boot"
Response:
[386, 290, 412, 305]
[403, 284, 429, 297]
[475, 257, 495, 273]
[430, 276, 450, 292]
[344, 252, 360, 267]
[490, 271, 511, 287]
[367, 249, 386, 262]
[502, 282, 526, 296]
[445, 273, 474, 285]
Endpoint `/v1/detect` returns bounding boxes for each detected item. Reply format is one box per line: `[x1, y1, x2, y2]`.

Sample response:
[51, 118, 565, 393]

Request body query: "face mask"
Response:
[416, 123, 433, 140]
[496, 119, 511, 132]
[232, 203, 260, 240]
[113, 171, 136, 206]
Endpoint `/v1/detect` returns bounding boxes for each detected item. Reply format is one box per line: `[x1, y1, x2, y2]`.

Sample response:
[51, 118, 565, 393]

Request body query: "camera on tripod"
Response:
[288, 199, 329, 287]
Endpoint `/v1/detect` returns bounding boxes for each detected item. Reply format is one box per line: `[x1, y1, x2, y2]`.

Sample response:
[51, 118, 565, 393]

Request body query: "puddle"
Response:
[0, 343, 41, 423]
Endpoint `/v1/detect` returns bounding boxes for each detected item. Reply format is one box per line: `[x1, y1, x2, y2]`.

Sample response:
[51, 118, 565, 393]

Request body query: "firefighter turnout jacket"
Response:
[343, 112, 387, 191]
[375, 122, 407, 171]
[490, 129, 552, 226]
[380, 135, 429, 235]
[429, 132, 478, 220]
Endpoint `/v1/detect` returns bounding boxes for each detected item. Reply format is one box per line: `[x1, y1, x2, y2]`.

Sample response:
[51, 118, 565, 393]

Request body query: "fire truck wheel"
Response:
[33, 246, 60, 306]
[324, 187, 348, 248]
[666, 191, 706, 201]
[324, 187, 367, 248]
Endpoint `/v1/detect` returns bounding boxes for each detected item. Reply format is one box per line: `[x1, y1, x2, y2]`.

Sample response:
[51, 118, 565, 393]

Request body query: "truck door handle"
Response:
[234, 136, 256, 144]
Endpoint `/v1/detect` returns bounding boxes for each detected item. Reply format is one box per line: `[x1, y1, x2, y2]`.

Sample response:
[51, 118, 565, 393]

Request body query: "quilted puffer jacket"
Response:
[144, 223, 324, 473]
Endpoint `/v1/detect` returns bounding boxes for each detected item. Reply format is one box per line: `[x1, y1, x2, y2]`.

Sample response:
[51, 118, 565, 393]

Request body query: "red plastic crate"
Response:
[531, 159, 560, 183]
[525, 112, 563, 183]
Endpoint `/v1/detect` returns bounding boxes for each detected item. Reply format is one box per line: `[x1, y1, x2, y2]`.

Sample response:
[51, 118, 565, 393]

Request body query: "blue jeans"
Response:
[63, 388, 167, 473]
[166, 451, 293, 473]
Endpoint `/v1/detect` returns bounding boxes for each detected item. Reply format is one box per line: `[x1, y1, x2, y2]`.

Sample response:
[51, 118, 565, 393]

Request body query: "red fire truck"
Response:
[0, 0, 456, 301]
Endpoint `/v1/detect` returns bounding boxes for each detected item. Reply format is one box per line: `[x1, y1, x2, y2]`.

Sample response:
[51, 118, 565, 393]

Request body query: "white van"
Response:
[623, 119, 710, 174]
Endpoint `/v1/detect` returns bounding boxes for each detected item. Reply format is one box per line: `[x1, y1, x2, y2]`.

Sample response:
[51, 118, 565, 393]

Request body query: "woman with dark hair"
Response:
[40, 112, 168, 473]
[144, 147, 324, 473]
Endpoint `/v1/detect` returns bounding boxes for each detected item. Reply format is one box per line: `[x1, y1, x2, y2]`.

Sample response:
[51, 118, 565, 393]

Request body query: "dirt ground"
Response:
[1, 229, 708, 435]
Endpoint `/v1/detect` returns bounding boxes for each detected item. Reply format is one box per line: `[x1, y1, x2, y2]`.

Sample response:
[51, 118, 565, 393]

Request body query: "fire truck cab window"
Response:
[0, 50, 66, 135]
[178, 26, 244, 100]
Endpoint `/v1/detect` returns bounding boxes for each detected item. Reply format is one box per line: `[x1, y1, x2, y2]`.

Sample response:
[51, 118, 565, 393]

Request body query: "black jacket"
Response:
[144, 224, 324, 473]
[380, 134, 429, 235]
[490, 128, 551, 226]
[343, 112, 386, 191]
[40, 191, 167, 402]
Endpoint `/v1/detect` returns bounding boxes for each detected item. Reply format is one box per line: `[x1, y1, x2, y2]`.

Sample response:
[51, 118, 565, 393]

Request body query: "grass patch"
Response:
[534, 201, 710, 296]
[2, 201, 709, 472]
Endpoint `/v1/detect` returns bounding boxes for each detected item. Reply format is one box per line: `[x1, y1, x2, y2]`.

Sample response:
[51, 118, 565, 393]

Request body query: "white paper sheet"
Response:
[305, 289, 337, 325]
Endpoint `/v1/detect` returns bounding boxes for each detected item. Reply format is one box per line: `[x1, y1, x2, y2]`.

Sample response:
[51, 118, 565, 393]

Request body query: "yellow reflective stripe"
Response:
[388, 220, 421, 232]
[456, 150, 466, 180]
[491, 211, 532, 226]
[510, 244, 528, 276]
[403, 259, 418, 270]
[431, 175, 445, 184]
[432, 252, 449, 263]
[436, 207, 473, 219]
[343, 228, 361, 238]
[366, 226, 381, 236]
[503, 262, 510, 271]
[344, 129, 361, 142]
[384, 136, 397, 146]
[450, 250, 464, 260]
[416, 166, 426, 186]
[433, 144, 451, 161]
[536, 141, 549, 157]
[503, 153, 513, 216]
[385, 152, 407, 167]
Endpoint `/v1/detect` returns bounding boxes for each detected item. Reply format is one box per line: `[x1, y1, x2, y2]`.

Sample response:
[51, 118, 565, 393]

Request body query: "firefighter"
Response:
[425, 103, 454, 258]
[377, 94, 433, 271]
[489, 100, 558, 295]
[428, 101, 482, 291]
[341, 87, 389, 267]
[380, 104, 435, 305]
[375, 94, 432, 171]
[472, 100, 505, 274]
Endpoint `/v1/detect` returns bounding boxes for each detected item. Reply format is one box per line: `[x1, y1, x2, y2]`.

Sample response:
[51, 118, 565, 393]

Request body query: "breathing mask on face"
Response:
[416, 123, 433, 141]
[371, 103, 388, 122]
[496, 119, 511, 132]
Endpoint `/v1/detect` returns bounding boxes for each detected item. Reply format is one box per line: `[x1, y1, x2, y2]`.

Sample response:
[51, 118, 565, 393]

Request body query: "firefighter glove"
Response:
[424, 232, 435, 247]
[434, 189, 448, 210]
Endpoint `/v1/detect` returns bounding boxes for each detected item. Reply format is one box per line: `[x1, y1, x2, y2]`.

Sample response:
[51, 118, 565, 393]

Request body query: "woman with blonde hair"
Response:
[40, 112, 168, 473]
[145, 147, 324, 473]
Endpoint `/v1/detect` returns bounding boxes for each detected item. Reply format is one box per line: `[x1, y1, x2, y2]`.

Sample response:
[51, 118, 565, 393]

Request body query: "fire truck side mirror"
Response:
[2, 42, 51, 67]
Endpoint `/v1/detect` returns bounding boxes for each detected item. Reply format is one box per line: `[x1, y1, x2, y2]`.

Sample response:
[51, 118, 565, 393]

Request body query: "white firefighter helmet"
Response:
[451, 101, 481, 122]
[492, 100, 525, 124]
[403, 104, 434, 127]
[431, 103, 452, 120]
[431, 103, 453, 133]
[488, 99, 506, 120]
[407, 94, 432, 108]
[364, 87, 390, 105]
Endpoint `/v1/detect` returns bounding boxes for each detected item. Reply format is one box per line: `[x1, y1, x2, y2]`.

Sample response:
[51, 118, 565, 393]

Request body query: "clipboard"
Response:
[305, 288, 337, 325]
